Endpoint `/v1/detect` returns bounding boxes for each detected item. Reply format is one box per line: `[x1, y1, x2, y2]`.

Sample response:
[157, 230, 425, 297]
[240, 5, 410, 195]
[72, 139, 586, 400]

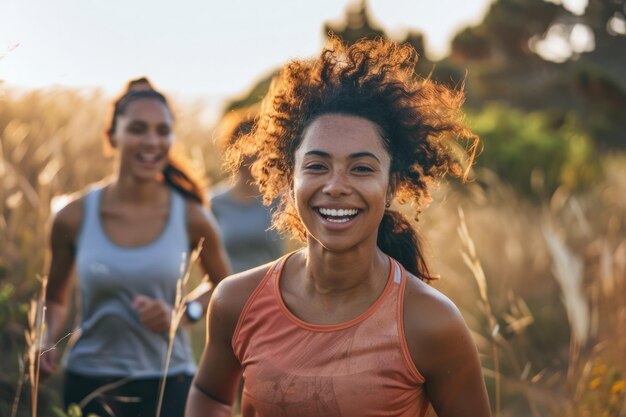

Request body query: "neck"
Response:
[302, 241, 388, 295]
[110, 175, 165, 204]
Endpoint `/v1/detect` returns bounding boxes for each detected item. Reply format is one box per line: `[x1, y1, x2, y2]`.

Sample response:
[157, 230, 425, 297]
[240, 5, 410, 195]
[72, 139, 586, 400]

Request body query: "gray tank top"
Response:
[67, 186, 196, 378]
[210, 185, 283, 274]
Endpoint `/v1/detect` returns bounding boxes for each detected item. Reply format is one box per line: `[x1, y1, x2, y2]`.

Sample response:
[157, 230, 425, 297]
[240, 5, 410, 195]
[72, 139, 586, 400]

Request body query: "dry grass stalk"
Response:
[503, 292, 534, 334]
[24, 274, 48, 417]
[10, 356, 25, 417]
[541, 224, 589, 341]
[40, 329, 79, 357]
[541, 222, 595, 414]
[155, 239, 210, 417]
[502, 292, 535, 334]
[76, 375, 136, 412]
[457, 208, 501, 417]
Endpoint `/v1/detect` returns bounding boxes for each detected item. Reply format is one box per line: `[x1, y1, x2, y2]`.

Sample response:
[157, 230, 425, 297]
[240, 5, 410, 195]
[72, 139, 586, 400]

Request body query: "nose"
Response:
[322, 169, 351, 197]
[143, 129, 161, 146]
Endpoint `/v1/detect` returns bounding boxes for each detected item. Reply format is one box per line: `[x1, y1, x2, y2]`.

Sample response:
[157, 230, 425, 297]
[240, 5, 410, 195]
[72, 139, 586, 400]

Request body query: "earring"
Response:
[385, 199, 391, 208]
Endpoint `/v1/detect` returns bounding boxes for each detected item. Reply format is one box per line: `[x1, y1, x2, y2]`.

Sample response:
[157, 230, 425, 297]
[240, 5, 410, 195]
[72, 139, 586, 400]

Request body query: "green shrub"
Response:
[469, 104, 603, 197]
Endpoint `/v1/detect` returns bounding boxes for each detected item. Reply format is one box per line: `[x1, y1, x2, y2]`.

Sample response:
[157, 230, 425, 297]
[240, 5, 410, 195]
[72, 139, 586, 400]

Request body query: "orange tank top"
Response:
[232, 253, 431, 417]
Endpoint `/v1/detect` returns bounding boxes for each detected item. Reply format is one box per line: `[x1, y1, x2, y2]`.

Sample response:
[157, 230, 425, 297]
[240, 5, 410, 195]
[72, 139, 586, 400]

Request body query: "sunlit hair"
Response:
[104, 83, 207, 205]
[215, 105, 260, 154]
[226, 37, 478, 279]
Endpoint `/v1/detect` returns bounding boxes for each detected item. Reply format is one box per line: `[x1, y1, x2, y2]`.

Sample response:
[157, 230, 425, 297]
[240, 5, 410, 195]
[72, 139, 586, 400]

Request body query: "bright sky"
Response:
[0, 0, 494, 97]
[0, 0, 587, 101]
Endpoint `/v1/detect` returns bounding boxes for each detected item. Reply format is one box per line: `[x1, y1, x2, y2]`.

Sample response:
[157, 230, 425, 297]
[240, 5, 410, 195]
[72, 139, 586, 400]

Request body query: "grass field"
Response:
[1, 87, 624, 417]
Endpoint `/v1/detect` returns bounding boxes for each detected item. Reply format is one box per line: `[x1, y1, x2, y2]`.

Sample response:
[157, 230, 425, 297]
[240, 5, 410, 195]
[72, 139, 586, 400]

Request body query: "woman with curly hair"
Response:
[186, 38, 491, 417]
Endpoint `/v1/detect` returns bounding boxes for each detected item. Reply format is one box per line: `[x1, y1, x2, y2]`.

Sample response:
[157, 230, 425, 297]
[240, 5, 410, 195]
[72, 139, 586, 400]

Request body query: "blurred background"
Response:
[1, 0, 625, 416]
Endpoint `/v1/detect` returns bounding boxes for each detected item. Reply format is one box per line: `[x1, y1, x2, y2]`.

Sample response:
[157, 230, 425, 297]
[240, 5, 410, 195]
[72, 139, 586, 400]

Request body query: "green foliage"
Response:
[470, 105, 603, 196]
[51, 403, 100, 417]
[0, 283, 27, 331]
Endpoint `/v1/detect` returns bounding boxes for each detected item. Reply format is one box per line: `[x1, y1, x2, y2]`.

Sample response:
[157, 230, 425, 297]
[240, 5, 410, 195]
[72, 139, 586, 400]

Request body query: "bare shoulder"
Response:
[50, 192, 87, 242]
[403, 274, 474, 377]
[404, 274, 466, 331]
[185, 199, 220, 242]
[185, 199, 211, 227]
[209, 262, 276, 336]
[51, 183, 105, 231]
[213, 263, 273, 309]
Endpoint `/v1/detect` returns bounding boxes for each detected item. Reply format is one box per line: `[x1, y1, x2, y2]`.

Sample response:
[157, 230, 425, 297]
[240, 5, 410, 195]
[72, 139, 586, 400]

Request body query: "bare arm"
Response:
[41, 199, 82, 378]
[186, 202, 231, 310]
[405, 277, 492, 417]
[185, 264, 269, 416]
[185, 280, 242, 416]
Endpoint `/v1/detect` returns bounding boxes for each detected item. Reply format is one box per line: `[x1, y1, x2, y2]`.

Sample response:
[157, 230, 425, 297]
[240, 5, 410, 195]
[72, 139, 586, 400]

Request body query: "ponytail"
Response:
[162, 154, 206, 206]
[377, 210, 433, 281]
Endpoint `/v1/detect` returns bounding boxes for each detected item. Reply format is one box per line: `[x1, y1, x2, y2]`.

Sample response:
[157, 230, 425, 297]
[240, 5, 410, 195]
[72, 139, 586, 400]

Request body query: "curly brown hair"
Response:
[226, 37, 477, 279]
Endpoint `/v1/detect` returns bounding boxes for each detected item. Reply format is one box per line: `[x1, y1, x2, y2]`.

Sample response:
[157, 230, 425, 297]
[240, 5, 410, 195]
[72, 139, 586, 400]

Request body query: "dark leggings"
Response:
[64, 371, 192, 417]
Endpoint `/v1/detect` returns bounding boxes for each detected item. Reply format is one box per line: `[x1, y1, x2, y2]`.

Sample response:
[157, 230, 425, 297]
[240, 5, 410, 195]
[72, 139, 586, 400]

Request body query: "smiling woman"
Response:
[41, 79, 231, 416]
[187, 37, 491, 417]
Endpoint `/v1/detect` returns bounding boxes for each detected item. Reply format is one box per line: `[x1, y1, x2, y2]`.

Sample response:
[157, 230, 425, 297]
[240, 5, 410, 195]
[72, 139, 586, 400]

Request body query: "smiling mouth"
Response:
[316, 207, 360, 223]
[136, 152, 163, 164]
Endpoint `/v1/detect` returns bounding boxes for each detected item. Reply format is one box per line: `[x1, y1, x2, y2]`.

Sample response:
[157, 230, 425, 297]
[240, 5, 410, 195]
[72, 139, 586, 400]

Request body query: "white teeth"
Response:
[138, 153, 159, 162]
[327, 217, 350, 223]
[318, 208, 359, 217]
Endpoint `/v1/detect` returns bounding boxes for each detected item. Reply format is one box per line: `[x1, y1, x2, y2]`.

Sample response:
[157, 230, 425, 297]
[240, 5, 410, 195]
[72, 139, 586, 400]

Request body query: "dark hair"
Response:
[226, 37, 478, 280]
[125, 76, 154, 92]
[105, 87, 206, 205]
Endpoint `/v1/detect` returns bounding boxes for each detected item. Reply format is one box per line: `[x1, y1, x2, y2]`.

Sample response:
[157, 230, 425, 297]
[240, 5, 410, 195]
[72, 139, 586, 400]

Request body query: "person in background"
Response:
[209, 105, 286, 415]
[41, 78, 231, 417]
[186, 37, 491, 417]
[210, 105, 284, 274]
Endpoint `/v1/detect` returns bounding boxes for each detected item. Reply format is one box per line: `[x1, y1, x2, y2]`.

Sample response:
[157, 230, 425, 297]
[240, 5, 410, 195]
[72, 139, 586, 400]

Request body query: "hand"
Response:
[132, 295, 172, 334]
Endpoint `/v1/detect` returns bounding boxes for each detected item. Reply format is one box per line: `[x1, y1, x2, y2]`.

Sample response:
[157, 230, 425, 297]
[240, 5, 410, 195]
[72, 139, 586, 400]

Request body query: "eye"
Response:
[353, 165, 375, 173]
[157, 125, 172, 136]
[304, 163, 327, 171]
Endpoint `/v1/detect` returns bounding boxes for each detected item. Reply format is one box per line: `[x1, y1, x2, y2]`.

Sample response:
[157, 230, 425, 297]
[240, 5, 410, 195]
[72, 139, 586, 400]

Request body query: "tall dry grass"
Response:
[0, 88, 221, 297]
[156, 240, 210, 417]
[1, 87, 221, 417]
[421, 163, 626, 416]
[1, 87, 625, 416]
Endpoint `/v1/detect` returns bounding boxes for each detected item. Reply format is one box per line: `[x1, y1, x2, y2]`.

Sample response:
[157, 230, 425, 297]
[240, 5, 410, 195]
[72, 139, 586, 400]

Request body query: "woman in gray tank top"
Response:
[40, 78, 231, 417]
[210, 105, 284, 274]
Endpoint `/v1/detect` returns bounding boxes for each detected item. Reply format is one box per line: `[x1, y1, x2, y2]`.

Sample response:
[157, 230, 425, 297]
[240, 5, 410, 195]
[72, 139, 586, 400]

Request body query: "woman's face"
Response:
[112, 98, 173, 181]
[293, 113, 393, 252]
